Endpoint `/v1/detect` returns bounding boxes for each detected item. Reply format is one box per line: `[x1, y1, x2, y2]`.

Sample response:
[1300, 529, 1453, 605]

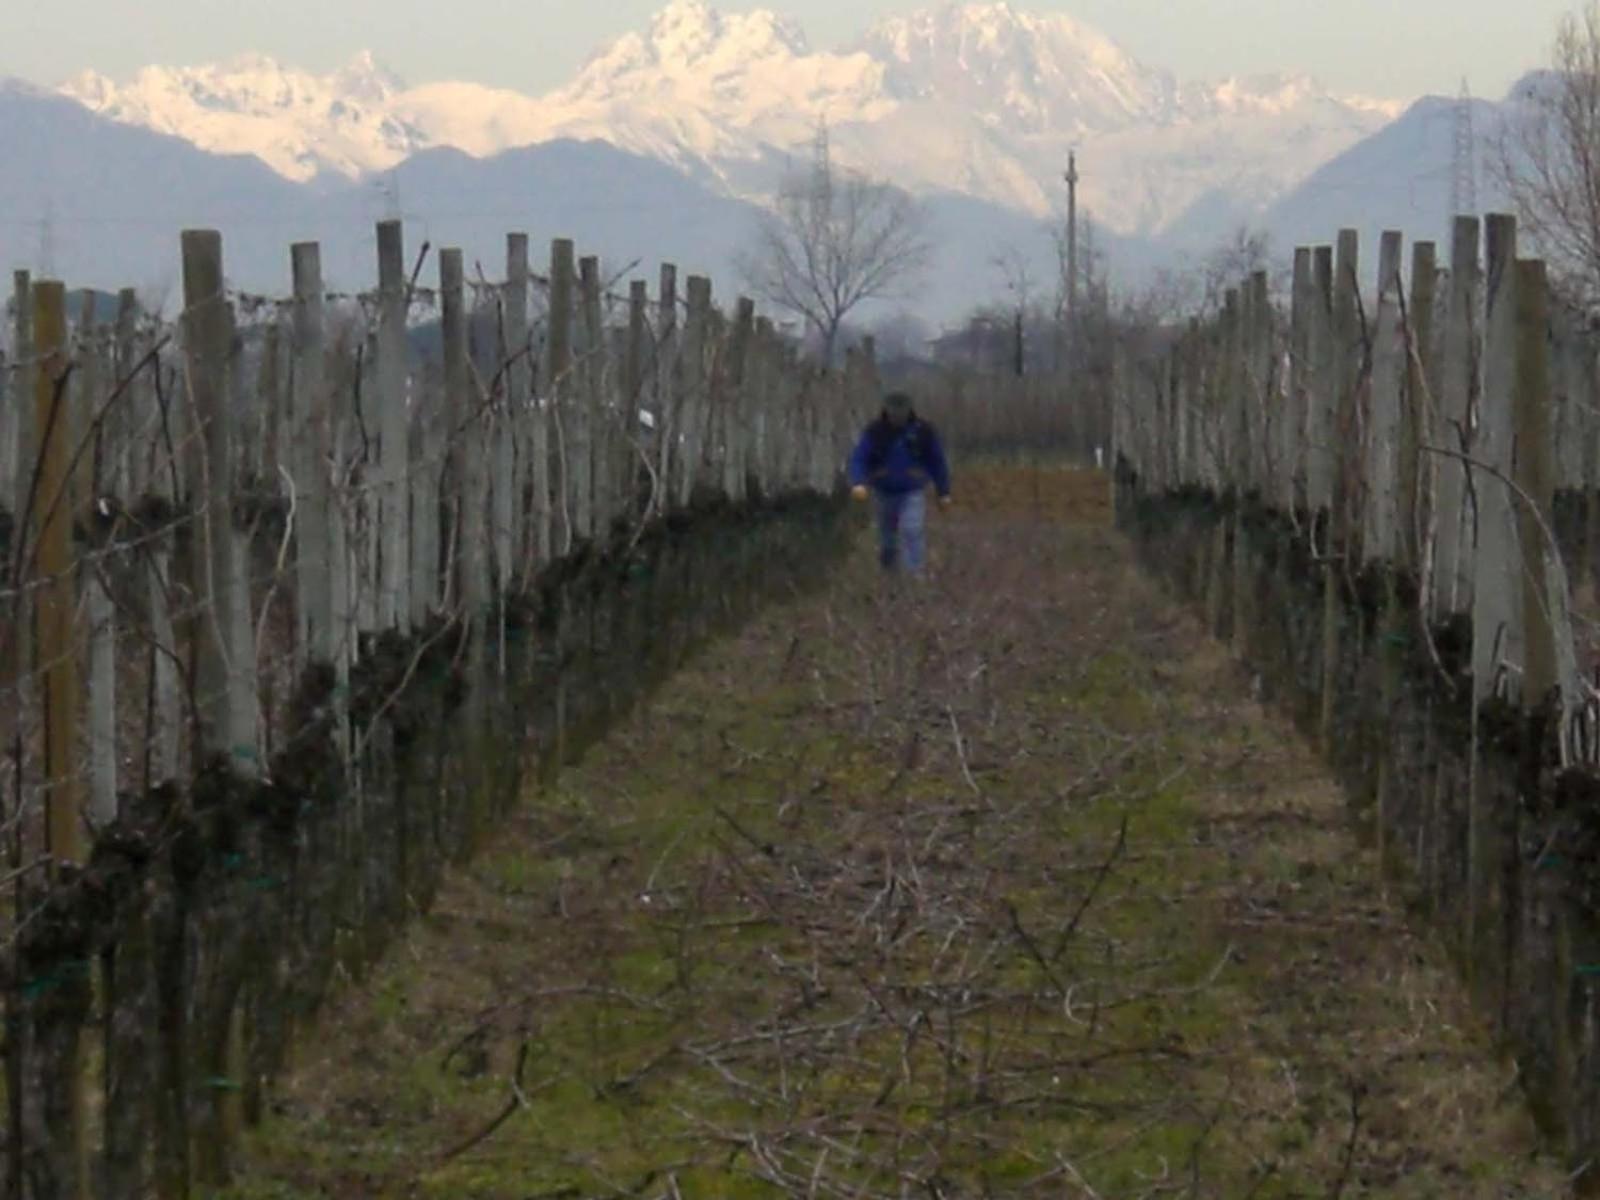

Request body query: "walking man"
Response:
[847, 392, 952, 573]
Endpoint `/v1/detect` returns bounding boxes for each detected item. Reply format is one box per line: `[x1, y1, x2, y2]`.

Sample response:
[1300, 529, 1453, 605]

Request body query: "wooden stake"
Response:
[179, 230, 252, 772]
[679, 276, 711, 510]
[1434, 217, 1481, 617]
[1404, 242, 1437, 576]
[577, 255, 602, 540]
[291, 243, 334, 664]
[1365, 231, 1404, 563]
[547, 240, 576, 548]
[375, 220, 410, 629]
[656, 264, 678, 516]
[498, 234, 527, 596]
[441, 248, 486, 615]
[1473, 214, 1521, 702]
[32, 280, 83, 863]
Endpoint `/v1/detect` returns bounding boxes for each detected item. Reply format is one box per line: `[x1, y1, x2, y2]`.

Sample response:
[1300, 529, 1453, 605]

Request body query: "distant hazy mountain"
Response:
[1255, 83, 1516, 270]
[59, 0, 1403, 247]
[0, 80, 311, 300]
[0, 85, 1060, 326]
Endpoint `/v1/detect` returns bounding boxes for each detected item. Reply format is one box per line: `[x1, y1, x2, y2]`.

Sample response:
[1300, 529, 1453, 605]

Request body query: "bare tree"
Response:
[1495, 5, 1600, 305]
[740, 127, 932, 365]
[1195, 225, 1276, 313]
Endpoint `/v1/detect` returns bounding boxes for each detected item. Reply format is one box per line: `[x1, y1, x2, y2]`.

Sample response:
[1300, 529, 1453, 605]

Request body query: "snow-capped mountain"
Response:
[59, 0, 1405, 246]
[62, 51, 425, 183]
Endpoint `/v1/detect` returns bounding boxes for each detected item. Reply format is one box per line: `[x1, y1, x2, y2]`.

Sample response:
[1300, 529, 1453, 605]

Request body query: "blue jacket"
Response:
[847, 415, 951, 497]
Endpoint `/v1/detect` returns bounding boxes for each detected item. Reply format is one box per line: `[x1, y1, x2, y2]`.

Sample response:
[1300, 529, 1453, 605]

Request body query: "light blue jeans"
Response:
[874, 489, 927, 572]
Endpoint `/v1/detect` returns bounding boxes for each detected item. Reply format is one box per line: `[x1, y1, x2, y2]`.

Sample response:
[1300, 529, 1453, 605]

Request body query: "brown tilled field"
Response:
[223, 467, 1568, 1199]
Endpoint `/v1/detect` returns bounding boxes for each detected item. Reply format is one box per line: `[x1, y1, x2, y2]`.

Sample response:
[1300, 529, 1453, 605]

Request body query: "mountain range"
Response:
[61, 1, 1403, 238]
[1, 1, 1524, 325]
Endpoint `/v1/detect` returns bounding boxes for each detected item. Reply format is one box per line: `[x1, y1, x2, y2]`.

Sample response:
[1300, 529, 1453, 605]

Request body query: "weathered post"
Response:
[1473, 214, 1522, 701]
[1248, 269, 1273, 500]
[656, 264, 679, 514]
[725, 298, 755, 503]
[111, 289, 142, 496]
[290, 244, 334, 664]
[1435, 217, 1481, 618]
[753, 316, 775, 493]
[1287, 249, 1312, 512]
[547, 239, 576, 549]
[1463, 213, 1521, 986]
[375, 220, 410, 629]
[180, 230, 254, 773]
[498, 234, 528, 598]
[678, 276, 712, 510]
[1320, 230, 1359, 747]
[1305, 247, 1335, 521]
[626, 280, 648, 417]
[75, 298, 119, 828]
[1204, 288, 1238, 637]
[578, 255, 603, 539]
[443, 249, 488, 619]
[626, 279, 650, 516]
[524, 240, 553, 570]
[1404, 242, 1437, 575]
[1331, 230, 1362, 556]
[32, 280, 83, 863]
[1366, 231, 1404, 564]
[31, 278, 90, 1199]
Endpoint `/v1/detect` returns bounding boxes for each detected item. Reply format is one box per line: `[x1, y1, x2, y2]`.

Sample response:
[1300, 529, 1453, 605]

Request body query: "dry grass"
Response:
[222, 465, 1569, 1199]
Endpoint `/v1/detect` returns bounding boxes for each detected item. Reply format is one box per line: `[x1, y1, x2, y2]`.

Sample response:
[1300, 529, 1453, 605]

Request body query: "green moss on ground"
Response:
[221, 469, 1566, 1199]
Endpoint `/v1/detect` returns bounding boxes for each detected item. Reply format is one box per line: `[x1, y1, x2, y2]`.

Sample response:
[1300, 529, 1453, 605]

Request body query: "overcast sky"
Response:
[0, 0, 1575, 101]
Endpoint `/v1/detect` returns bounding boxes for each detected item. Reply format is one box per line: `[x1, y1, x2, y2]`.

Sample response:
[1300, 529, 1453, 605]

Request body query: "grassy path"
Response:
[228, 468, 1566, 1198]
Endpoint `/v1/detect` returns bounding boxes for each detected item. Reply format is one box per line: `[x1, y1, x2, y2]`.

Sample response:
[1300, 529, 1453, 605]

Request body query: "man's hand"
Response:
[938, 494, 953, 510]
[850, 484, 870, 502]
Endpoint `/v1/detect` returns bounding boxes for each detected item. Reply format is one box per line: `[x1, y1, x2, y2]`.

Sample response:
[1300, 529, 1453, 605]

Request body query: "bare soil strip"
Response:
[226, 468, 1567, 1198]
